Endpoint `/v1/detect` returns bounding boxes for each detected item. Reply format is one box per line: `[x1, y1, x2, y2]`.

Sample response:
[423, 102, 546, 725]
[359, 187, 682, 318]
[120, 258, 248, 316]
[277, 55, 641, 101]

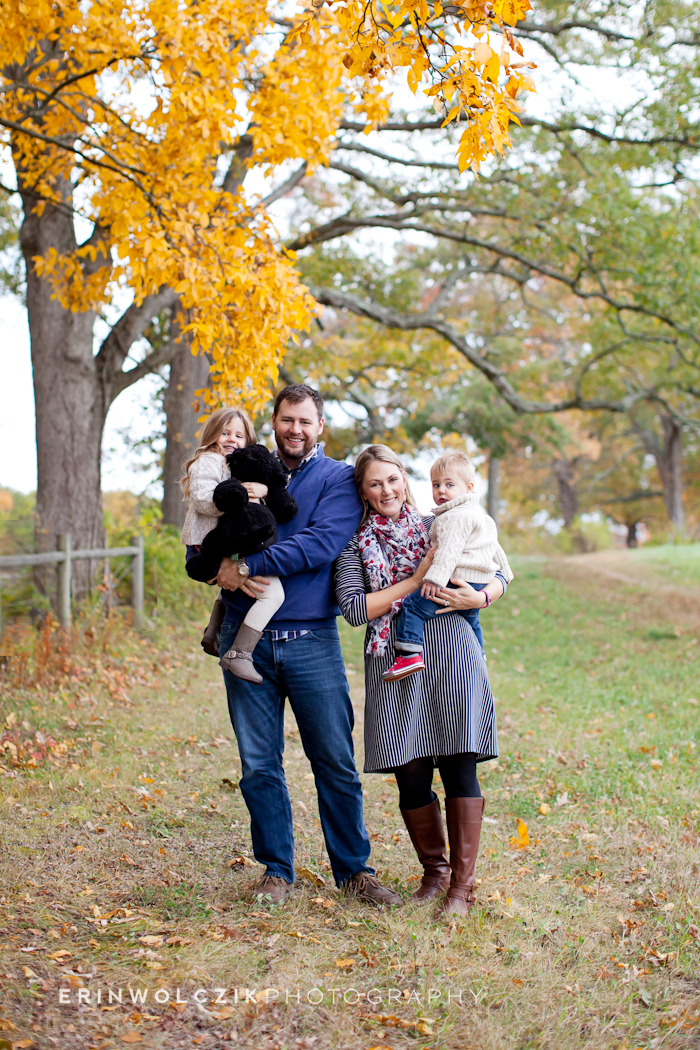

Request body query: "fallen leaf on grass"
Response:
[336, 958, 355, 968]
[21, 968, 38, 980]
[311, 897, 335, 909]
[120, 1035, 143, 1044]
[220, 778, 237, 792]
[0, 1021, 17, 1032]
[538, 804, 550, 815]
[165, 935, 192, 946]
[11, 1041, 33, 1049]
[210, 1006, 235, 1020]
[138, 936, 163, 947]
[509, 819, 529, 849]
[46, 951, 71, 960]
[226, 856, 254, 868]
[295, 866, 326, 887]
[369, 1014, 433, 1035]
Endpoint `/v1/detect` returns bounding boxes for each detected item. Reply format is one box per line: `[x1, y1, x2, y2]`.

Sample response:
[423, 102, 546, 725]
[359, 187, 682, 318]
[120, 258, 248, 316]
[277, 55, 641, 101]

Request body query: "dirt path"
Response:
[543, 549, 700, 635]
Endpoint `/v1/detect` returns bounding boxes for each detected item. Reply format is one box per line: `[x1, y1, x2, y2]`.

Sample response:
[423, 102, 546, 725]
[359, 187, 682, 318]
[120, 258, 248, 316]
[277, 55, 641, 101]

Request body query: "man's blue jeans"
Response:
[395, 582, 487, 654]
[219, 621, 373, 886]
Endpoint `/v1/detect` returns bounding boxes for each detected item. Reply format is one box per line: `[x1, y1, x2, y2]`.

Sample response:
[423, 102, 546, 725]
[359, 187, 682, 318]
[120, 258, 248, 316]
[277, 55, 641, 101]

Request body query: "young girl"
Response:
[180, 407, 285, 684]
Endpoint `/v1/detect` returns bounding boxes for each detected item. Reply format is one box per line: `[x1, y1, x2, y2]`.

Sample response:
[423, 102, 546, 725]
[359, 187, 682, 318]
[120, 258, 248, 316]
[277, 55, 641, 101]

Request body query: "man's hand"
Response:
[421, 580, 440, 599]
[216, 556, 270, 598]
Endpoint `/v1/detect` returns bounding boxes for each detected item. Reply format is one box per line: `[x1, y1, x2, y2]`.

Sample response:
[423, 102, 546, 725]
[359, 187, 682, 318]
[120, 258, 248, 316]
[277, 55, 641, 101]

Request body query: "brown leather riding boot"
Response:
[437, 796, 485, 919]
[401, 797, 451, 901]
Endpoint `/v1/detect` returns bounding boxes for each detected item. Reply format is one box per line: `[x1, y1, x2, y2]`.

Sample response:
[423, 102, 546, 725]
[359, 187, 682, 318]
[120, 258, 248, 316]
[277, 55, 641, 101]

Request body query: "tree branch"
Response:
[292, 212, 699, 346]
[309, 284, 651, 416]
[258, 162, 307, 209]
[96, 287, 179, 394]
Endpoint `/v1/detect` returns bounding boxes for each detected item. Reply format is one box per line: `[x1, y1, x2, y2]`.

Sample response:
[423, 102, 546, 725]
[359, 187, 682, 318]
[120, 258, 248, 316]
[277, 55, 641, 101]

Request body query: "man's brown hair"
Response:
[273, 383, 324, 420]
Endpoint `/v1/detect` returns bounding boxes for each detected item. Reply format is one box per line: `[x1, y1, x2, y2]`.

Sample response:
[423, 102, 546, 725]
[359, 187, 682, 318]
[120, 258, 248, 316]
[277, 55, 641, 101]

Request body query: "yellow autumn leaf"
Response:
[510, 818, 530, 849]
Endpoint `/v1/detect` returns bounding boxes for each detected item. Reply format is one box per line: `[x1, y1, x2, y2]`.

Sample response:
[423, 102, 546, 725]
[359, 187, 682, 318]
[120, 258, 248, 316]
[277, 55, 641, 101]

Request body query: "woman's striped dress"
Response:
[335, 516, 504, 774]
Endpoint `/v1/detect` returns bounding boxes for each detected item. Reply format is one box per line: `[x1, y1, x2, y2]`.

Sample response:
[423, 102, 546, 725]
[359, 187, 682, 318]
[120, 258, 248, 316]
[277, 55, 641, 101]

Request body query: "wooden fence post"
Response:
[131, 535, 144, 625]
[57, 533, 72, 630]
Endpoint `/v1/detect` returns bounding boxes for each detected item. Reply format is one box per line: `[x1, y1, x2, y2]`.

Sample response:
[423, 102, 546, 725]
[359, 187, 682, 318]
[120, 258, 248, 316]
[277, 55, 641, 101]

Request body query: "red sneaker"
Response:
[381, 653, 425, 681]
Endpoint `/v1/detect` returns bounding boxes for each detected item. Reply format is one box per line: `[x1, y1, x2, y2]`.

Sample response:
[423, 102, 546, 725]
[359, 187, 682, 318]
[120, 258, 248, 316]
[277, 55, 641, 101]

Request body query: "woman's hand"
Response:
[430, 578, 495, 612]
[243, 482, 268, 502]
[411, 548, 436, 587]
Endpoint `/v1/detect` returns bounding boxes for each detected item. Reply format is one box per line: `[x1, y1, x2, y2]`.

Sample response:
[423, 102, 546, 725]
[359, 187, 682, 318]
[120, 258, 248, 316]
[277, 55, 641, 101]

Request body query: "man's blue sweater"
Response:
[221, 447, 363, 630]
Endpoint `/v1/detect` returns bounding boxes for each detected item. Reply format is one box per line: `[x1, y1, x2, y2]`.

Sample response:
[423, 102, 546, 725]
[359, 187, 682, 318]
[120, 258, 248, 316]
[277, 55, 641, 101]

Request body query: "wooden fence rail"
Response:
[0, 533, 144, 634]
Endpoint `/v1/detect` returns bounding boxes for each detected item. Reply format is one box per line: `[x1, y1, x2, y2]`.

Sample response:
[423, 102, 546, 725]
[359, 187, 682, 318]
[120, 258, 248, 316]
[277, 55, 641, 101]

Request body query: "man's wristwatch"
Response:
[237, 558, 250, 579]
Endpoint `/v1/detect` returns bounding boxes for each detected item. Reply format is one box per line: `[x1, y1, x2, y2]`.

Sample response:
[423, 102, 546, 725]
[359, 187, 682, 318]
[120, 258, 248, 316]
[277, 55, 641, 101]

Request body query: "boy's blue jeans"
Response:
[395, 582, 487, 654]
[219, 620, 373, 887]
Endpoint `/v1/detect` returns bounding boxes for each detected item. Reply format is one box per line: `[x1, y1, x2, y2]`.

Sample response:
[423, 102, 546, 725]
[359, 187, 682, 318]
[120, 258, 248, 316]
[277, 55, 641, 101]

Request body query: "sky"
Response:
[0, 18, 646, 502]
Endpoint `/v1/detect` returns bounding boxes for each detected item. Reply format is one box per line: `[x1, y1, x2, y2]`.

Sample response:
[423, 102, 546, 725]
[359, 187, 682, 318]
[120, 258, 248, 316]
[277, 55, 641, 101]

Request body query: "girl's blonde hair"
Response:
[180, 407, 257, 496]
[354, 444, 418, 527]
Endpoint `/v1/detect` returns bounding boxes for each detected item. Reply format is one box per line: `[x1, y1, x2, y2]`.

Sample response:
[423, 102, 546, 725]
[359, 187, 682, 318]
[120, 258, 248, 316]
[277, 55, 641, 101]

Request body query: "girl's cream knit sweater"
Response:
[424, 491, 514, 589]
[180, 451, 230, 546]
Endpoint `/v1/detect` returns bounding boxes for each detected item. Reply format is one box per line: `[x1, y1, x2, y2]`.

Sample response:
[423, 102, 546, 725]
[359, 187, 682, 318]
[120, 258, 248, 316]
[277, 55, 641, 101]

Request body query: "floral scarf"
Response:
[358, 504, 431, 656]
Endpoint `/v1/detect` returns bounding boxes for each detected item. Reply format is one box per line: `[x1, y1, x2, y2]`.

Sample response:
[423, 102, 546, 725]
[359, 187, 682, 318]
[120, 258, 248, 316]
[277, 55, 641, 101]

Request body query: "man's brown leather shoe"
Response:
[250, 874, 294, 905]
[343, 872, 402, 907]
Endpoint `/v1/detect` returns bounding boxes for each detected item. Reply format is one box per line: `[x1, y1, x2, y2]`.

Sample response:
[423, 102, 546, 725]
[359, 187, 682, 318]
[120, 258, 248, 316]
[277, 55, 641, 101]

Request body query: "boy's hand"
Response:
[421, 580, 440, 600]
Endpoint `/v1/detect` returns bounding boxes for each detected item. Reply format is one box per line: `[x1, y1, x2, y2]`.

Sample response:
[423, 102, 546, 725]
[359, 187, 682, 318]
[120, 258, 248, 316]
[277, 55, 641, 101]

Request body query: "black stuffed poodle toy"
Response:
[186, 445, 298, 584]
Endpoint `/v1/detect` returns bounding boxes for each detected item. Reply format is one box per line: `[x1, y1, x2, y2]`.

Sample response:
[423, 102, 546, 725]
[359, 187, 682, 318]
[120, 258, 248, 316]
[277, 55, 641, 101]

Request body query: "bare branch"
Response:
[334, 140, 460, 171]
[96, 287, 178, 394]
[258, 162, 307, 209]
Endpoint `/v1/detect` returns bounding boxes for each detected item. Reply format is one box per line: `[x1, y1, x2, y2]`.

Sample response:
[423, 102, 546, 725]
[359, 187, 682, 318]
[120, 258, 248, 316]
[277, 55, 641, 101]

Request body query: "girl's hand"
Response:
[243, 482, 268, 501]
[421, 581, 440, 599]
[432, 578, 484, 612]
[412, 548, 436, 586]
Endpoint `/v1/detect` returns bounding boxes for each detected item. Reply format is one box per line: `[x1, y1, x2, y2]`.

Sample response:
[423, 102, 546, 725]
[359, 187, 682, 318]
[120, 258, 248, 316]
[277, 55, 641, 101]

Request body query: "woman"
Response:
[335, 445, 508, 917]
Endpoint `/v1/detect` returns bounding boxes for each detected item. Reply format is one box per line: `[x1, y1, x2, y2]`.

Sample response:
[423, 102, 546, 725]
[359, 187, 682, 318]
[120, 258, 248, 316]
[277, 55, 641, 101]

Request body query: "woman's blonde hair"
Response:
[354, 444, 418, 526]
[180, 407, 257, 496]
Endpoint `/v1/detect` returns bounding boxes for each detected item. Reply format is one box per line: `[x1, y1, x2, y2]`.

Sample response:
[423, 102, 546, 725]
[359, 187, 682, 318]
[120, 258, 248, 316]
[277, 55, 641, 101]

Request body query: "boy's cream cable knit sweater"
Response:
[180, 451, 230, 546]
[424, 491, 514, 589]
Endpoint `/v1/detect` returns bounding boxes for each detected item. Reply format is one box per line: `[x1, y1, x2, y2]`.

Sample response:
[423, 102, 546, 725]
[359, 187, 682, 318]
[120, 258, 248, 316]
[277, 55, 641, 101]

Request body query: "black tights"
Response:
[394, 754, 481, 810]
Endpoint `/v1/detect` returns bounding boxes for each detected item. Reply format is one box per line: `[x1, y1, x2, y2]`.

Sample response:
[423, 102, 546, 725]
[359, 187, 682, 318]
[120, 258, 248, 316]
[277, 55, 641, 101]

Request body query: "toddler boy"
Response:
[382, 450, 513, 681]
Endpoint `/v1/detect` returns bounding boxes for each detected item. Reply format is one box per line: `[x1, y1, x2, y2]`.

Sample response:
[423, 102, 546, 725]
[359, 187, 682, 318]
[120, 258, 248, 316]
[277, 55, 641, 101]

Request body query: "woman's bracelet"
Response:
[482, 590, 492, 608]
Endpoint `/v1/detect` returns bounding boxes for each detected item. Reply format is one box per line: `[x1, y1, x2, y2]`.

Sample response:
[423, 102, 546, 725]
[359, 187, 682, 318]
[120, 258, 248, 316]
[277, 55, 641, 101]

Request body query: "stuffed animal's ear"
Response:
[213, 477, 248, 513]
[226, 444, 272, 481]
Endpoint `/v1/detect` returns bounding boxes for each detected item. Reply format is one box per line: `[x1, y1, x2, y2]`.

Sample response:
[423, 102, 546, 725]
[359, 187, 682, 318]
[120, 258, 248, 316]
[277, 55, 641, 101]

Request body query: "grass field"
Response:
[0, 549, 699, 1050]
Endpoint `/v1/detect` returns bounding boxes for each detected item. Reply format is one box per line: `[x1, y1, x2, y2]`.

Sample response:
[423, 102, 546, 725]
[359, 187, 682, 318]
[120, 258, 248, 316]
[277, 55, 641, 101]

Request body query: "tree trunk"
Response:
[161, 306, 211, 528]
[633, 415, 685, 535]
[659, 415, 684, 534]
[551, 457, 578, 528]
[19, 174, 106, 600]
[626, 521, 639, 548]
[487, 455, 500, 526]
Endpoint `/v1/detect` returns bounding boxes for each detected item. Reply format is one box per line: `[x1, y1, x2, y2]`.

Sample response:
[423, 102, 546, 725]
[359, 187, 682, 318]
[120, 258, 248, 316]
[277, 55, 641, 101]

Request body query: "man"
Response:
[216, 383, 400, 907]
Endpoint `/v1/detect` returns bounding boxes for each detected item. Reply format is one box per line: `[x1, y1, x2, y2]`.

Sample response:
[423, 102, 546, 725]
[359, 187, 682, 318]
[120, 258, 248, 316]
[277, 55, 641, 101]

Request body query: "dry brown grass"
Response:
[0, 553, 699, 1050]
